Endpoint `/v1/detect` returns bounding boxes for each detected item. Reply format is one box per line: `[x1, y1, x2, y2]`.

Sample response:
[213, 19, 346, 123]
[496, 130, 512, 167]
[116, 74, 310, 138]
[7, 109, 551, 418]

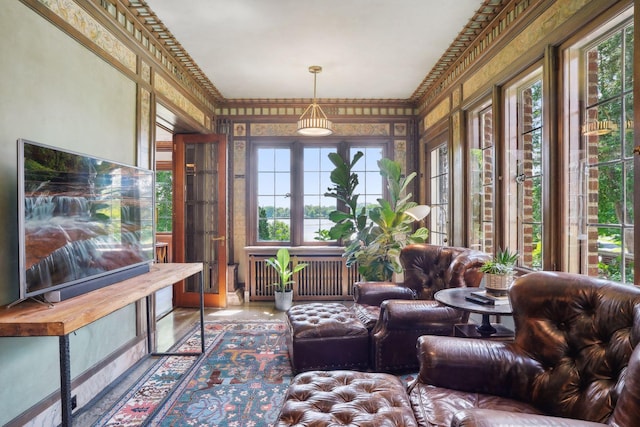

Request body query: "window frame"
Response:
[504, 67, 545, 271]
[467, 99, 495, 254]
[248, 138, 391, 246]
[155, 140, 174, 234]
[425, 133, 450, 244]
[564, 11, 635, 283]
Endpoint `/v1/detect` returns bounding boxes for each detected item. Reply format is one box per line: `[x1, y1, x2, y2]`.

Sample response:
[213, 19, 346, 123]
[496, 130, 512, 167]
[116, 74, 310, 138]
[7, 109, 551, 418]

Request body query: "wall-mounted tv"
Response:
[17, 139, 154, 303]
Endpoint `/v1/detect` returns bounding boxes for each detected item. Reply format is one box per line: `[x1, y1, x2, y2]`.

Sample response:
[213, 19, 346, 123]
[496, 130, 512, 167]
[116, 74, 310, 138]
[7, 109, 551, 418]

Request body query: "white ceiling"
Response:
[144, 0, 485, 100]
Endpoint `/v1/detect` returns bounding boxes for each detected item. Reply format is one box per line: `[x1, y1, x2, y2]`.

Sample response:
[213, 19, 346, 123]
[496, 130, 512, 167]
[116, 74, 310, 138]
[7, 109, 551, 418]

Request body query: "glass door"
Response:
[173, 134, 227, 307]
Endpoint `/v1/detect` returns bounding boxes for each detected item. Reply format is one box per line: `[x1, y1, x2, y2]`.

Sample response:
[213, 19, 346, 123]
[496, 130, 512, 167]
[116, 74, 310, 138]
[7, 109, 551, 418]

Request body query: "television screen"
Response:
[18, 139, 154, 302]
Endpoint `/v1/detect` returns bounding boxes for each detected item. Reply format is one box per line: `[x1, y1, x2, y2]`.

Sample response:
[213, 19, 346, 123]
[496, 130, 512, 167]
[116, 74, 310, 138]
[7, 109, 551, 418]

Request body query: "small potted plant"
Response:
[265, 248, 308, 311]
[480, 247, 519, 296]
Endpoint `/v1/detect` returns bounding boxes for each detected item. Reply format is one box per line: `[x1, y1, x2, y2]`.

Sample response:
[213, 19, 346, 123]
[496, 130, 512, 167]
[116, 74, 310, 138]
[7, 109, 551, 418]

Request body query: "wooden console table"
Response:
[0, 262, 204, 427]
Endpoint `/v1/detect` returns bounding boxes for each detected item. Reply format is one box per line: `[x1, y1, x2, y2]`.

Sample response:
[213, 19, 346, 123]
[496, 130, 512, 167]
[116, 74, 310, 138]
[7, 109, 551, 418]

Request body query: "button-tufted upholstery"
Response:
[276, 370, 418, 427]
[401, 244, 489, 300]
[409, 271, 640, 426]
[353, 244, 490, 372]
[288, 303, 369, 338]
[286, 303, 369, 373]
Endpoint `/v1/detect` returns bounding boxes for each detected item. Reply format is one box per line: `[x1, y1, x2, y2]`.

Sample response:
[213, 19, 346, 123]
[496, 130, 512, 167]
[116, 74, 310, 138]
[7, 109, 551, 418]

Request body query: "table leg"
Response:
[476, 314, 497, 336]
[146, 295, 154, 353]
[199, 271, 205, 353]
[59, 335, 72, 426]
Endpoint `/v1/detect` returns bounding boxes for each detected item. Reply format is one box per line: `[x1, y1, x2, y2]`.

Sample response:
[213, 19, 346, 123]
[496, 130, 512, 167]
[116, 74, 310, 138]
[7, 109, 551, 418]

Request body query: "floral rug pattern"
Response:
[94, 321, 292, 427]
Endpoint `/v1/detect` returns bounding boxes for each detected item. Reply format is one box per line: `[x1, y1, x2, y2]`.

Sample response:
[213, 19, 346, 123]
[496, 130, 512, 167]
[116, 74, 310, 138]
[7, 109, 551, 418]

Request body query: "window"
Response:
[303, 147, 338, 241]
[350, 145, 384, 210]
[257, 147, 291, 242]
[155, 170, 173, 232]
[505, 69, 544, 270]
[252, 141, 386, 245]
[425, 135, 449, 244]
[567, 15, 634, 283]
[468, 103, 494, 253]
[155, 139, 174, 234]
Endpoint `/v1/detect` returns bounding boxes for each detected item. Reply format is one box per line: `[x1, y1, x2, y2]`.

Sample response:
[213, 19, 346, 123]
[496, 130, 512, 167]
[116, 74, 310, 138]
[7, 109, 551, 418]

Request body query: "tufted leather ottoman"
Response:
[286, 303, 369, 373]
[276, 370, 418, 426]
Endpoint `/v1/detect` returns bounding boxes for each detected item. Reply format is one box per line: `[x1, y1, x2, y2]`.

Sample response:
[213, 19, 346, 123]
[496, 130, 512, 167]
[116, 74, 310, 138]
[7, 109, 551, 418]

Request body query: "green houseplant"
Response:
[325, 152, 429, 282]
[480, 247, 519, 296]
[265, 248, 308, 310]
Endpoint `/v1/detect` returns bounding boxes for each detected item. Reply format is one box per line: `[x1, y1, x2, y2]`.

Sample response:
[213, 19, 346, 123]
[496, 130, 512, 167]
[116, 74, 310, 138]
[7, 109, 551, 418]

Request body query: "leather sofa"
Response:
[408, 271, 640, 426]
[352, 243, 490, 372]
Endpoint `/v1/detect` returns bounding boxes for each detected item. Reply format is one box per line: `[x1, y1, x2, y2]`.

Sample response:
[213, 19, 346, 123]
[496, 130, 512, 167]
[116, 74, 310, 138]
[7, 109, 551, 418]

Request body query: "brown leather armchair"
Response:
[409, 271, 640, 426]
[352, 243, 490, 372]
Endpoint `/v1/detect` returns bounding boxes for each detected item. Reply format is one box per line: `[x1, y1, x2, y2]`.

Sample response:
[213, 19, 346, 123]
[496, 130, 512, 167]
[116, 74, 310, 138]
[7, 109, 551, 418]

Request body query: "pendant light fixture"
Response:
[297, 65, 333, 136]
[581, 119, 617, 136]
[404, 205, 431, 222]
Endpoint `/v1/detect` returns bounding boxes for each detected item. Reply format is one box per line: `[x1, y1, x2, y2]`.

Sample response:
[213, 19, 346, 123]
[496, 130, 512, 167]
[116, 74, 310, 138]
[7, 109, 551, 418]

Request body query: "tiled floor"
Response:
[74, 302, 289, 426]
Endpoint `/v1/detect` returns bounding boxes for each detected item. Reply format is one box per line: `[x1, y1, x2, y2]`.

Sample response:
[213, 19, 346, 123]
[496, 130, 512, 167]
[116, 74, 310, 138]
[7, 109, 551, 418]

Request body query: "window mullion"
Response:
[291, 142, 302, 246]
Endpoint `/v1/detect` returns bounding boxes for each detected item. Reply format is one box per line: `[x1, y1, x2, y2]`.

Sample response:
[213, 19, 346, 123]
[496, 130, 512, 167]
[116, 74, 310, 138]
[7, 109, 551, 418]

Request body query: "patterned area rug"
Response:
[94, 321, 292, 426]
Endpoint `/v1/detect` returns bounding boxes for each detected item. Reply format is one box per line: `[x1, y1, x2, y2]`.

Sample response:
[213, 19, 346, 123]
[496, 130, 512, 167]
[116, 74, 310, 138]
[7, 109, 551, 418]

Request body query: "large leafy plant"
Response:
[324, 151, 368, 241]
[265, 248, 308, 292]
[325, 152, 429, 281]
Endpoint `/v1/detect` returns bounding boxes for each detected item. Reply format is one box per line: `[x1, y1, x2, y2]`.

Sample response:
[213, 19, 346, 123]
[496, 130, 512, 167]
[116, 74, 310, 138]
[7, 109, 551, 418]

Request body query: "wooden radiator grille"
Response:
[248, 253, 358, 301]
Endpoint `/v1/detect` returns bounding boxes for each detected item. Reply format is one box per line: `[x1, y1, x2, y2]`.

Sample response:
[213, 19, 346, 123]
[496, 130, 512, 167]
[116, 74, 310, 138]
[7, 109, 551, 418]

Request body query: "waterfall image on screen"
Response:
[18, 139, 154, 302]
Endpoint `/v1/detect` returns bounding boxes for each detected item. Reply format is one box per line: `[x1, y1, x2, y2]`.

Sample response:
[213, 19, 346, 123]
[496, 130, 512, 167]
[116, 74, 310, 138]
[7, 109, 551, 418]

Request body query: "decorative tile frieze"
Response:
[233, 140, 246, 175]
[38, 0, 136, 73]
[94, 0, 217, 111]
[250, 123, 297, 137]
[451, 110, 461, 143]
[394, 123, 407, 137]
[141, 60, 151, 84]
[451, 86, 461, 109]
[217, 105, 414, 118]
[415, 0, 534, 110]
[138, 87, 151, 168]
[424, 97, 450, 129]
[395, 139, 407, 152]
[463, 0, 587, 101]
[249, 122, 391, 137]
[155, 74, 206, 127]
[336, 123, 390, 136]
[89, 0, 522, 120]
[394, 140, 408, 173]
[234, 123, 247, 137]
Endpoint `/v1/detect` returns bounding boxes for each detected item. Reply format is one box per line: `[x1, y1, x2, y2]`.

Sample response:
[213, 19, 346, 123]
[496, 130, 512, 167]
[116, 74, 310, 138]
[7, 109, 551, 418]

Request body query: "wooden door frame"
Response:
[173, 133, 227, 307]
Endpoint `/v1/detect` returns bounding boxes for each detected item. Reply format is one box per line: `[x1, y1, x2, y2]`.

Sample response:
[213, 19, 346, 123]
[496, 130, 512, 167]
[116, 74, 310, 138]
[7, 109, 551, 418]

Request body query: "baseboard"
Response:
[7, 337, 146, 427]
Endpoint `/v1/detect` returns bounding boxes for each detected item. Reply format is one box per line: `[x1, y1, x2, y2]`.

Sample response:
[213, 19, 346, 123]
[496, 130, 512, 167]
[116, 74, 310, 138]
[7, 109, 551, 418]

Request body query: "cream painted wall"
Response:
[0, 2, 138, 424]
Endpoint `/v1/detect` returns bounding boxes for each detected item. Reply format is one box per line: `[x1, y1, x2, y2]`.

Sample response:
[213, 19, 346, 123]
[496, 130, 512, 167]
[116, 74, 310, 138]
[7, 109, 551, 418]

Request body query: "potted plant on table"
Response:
[266, 248, 308, 311]
[480, 247, 519, 296]
[324, 152, 430, 282]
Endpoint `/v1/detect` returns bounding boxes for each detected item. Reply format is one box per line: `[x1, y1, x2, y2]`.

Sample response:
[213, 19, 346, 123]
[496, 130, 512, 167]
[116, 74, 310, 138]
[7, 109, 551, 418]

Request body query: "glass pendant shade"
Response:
[581, 119, 616, 136]
[297, 66, 333, 136]
[297, 104, 333, 136]
[405, 205, 431, 221]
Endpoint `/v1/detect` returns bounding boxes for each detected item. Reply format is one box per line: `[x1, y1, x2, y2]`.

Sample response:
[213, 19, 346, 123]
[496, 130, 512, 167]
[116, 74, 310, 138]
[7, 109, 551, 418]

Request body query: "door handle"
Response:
[211, 235, 225, 247]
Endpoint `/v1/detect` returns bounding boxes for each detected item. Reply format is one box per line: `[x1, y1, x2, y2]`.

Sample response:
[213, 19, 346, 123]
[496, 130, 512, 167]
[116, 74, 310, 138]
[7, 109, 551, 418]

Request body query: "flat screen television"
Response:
[17, 139, 154, 303]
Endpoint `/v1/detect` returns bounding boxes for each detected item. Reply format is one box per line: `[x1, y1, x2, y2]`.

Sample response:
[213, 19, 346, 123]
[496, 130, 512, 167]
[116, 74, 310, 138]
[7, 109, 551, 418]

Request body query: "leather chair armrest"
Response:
[415, 335, 541, 400]
[447, 251, 491, 288]
[452, 409, 606, 427]
[378, 299, 464, 330]
[353, 282, 415, 306]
